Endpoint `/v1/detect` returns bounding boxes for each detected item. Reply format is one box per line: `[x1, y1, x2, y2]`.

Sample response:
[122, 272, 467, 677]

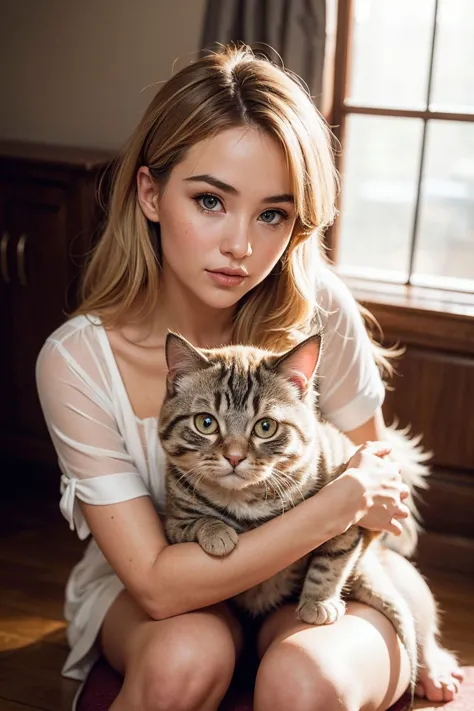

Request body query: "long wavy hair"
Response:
[74, 43, 391, 365]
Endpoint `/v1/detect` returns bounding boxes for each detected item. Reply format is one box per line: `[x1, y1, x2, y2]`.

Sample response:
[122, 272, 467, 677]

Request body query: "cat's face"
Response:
[158, 334, 321, 492]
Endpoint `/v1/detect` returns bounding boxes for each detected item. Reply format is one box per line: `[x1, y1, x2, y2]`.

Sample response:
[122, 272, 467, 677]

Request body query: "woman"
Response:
[36, 44, 462, 710]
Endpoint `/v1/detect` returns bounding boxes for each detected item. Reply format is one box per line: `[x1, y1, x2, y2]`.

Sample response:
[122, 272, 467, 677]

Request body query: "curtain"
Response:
[200, 0, 327, 108]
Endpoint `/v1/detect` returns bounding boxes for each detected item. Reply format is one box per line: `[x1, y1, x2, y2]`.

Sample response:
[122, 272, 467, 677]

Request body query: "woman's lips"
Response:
[206, 270, 247, 287]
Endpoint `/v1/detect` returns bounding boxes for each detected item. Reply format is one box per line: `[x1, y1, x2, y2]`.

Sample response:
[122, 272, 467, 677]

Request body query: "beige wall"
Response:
[0, 0, 206, 150]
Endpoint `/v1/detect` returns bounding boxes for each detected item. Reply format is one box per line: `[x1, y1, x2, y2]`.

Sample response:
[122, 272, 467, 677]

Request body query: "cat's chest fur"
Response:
[199, 476, 317, 529]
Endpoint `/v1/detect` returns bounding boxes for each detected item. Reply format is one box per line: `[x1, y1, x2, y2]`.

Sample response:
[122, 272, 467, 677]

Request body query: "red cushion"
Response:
[74, 658, 474, 710]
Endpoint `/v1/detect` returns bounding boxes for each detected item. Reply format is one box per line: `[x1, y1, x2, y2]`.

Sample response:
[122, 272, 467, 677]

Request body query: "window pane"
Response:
[413, 121, 474, 289]
[430, 0, 474, 111]
[338, 115, 423, 279]
[348, 0, 435, 109]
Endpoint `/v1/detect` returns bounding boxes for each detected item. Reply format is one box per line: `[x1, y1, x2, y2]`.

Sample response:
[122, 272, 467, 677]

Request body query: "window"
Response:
[330, 0, 474, 294]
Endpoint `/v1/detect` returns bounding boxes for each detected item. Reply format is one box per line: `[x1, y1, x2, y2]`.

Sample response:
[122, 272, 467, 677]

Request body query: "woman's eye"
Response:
[259, 210, 287, 227]
[194, 194, 222, 212]
[253, 418, 278, 439]
[194, 413, 219, 435]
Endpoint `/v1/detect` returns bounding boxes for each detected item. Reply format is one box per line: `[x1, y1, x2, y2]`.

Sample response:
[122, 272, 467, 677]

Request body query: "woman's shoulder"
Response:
[315, 265, 358, 314]
[36, 313, 105, 379]
[44, 313, 101, 345]
[310, 265, 363, 337]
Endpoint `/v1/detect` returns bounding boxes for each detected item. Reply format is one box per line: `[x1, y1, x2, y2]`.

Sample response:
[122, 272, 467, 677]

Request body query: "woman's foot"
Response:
[416, 643, 464, 702]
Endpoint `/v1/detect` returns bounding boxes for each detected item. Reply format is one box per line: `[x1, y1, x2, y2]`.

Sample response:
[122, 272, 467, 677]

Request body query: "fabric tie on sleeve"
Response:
[60, 472, 151, 540]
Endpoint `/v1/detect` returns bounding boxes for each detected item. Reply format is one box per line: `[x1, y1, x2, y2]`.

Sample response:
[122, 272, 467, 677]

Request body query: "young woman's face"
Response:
[144, 126, 297, 311]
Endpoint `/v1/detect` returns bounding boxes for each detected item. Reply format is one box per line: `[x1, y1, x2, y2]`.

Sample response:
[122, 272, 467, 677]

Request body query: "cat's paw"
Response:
[197, 520, 239, 556]
[297, 597, 346, 625]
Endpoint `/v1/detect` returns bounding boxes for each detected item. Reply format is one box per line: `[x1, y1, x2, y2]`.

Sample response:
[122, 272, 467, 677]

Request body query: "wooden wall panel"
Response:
[383, 347, 474, 471]
[351, 283, 474, 573]
[417, 469, 474, 538]
[416, 531, 474, 577]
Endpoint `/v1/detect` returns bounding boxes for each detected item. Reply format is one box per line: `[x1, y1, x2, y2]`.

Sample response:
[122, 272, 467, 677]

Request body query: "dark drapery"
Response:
[200, 0, 327, 107]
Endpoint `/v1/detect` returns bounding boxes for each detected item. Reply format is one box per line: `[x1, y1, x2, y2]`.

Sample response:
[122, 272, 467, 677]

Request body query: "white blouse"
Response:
[36, 266, 385, 681]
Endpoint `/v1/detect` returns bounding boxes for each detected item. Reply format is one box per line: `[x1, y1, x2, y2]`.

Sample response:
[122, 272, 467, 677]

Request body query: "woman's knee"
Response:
[122, 613, 237, 711]
[255, 641, 358, 711]
[139, 641, 232, 711]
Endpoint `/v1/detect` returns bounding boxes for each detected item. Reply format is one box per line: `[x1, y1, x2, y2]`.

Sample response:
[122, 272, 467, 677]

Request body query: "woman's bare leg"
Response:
[380, 549, 464, 702]
[254, 601, 410, 711]
[100, 590, 243, 711]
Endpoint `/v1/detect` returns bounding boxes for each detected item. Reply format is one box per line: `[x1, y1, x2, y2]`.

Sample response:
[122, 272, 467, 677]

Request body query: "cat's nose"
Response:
[224, 454, 246, 468]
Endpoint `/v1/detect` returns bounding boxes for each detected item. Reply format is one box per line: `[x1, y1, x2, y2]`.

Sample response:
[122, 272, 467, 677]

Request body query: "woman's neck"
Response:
[157, 266, 239, 348]
[158, 291, 234, 349]
[117, 281, 236, 350]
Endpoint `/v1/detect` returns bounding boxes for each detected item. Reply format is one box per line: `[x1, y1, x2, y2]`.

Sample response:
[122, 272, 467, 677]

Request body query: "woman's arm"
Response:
[80, 444, 406, 622]
[344, 408, 386, 446]
[80, 483, 349, 621]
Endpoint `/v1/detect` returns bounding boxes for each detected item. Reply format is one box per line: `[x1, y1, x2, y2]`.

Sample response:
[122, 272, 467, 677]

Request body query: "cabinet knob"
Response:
[1, 232, 10, 284]
[17, 234, 28, 286]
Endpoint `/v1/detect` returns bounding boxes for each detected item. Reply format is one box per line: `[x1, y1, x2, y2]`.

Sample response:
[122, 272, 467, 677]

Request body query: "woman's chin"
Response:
[197, 289, 246, 311]
[194, 277, 258, 311]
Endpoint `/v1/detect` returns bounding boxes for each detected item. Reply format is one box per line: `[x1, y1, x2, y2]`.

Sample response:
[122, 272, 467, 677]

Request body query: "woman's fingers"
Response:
[381, 477, 407, 493]
[363, 441, 392, 458]
[393, 503, 410, 519]
[386, 519, 403, 536]
[380, 494, 410, 516]
[400, 484, 410, 500]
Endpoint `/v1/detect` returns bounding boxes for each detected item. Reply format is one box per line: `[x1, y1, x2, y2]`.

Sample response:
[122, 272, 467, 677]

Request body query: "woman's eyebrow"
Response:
[184, 174, 294, 204]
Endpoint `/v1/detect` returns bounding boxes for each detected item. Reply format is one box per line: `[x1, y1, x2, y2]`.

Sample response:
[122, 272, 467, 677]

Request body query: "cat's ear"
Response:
[165, 333, 209, 393]
[271, 334, 321, 397]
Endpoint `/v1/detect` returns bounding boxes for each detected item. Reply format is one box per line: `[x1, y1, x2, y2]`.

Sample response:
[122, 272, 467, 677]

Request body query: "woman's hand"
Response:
[336, 441, 410, 535]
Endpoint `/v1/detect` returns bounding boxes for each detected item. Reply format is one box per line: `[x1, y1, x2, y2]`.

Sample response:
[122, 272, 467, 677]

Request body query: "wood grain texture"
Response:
[383, 348, 474, 471]
[417, 469, 474, 539]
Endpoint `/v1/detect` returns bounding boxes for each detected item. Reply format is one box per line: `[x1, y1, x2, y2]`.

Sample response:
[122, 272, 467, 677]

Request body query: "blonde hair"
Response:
[74, 43, 340, 352]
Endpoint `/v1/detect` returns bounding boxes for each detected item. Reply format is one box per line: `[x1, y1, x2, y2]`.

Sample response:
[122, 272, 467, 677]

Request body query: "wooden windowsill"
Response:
[339, 274, 474, 355]
[342, 275, 474, 319]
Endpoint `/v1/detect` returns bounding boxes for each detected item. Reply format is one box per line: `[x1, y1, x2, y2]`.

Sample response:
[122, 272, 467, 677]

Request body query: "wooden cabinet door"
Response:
[0, 179, 72, 458]
[0, 183, 15, 437]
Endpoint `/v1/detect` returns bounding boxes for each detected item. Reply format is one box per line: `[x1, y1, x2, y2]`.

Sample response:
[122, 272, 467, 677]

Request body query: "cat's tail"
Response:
[381, 422, 431, 558]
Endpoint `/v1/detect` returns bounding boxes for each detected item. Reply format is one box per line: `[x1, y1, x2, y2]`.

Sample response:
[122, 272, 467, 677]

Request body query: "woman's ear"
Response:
[137, 166, 160, 222]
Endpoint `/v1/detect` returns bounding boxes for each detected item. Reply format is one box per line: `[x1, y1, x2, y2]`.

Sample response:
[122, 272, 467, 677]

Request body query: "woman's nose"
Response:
[220, 221, 252, 259]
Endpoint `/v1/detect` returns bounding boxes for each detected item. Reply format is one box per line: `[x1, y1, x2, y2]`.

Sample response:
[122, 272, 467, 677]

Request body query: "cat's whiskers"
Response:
[266, 472, 288, 515]
[263, 479, 270, 504]
[175, 462, 212, 505]
[274, 474, 297, 512]
[273, 466, 306, 506]
[271, 476, 297, 510]
[174, 463, 204, 487]
[268, 465, 307, 511]
[193, 471, 209, 497]
[269, 466, 293, 492]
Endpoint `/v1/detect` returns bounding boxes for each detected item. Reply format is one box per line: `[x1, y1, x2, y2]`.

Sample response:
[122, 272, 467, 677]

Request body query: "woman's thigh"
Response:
[100, 590, 243, 711]
[255, 601, 411, 711]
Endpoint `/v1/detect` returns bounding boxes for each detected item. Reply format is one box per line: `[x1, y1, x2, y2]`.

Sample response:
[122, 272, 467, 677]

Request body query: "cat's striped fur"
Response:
[159, 333, 426, 692]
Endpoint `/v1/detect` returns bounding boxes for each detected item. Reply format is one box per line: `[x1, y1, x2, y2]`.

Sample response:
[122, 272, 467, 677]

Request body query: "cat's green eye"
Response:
[194, 413, 219, 435]
[253, 418, 278, 439]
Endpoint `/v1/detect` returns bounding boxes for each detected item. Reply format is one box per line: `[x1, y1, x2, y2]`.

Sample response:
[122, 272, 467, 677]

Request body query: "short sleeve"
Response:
[36, 326, 150, 540]
[314, 268, 385, 432]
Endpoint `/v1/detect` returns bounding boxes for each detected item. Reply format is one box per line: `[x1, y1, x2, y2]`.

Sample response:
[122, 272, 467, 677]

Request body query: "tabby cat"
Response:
[159, 332, 427, 691]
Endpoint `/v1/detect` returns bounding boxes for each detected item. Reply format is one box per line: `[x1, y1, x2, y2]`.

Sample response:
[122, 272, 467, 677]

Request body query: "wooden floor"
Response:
[0, 491, 473, 711]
